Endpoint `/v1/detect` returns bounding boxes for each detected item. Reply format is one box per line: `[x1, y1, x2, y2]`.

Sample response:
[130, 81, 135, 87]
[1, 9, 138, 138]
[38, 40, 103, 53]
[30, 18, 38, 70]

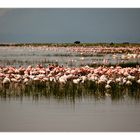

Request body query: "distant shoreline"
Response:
[0, 42, 140, 47]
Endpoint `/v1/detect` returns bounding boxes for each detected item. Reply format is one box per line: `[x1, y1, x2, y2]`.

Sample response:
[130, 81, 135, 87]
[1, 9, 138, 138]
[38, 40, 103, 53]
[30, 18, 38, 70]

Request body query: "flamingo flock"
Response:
[68, 46, 140, 55]
[0, 64, 140, 92]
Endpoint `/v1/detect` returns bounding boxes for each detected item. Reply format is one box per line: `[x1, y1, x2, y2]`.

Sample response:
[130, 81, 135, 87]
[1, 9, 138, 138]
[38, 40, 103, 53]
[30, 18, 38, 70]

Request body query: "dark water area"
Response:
[0, 95, 140, 132]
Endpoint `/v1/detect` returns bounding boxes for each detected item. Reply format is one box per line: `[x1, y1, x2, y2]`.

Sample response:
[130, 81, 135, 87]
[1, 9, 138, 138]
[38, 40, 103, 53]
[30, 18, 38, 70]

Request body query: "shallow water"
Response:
[0, 46, 139, 67]
[0, 96, 140, 132]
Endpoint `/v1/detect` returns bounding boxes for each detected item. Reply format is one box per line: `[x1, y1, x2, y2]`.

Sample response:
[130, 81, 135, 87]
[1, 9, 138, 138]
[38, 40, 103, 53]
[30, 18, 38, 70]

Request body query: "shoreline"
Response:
[0, 42, 140, 47]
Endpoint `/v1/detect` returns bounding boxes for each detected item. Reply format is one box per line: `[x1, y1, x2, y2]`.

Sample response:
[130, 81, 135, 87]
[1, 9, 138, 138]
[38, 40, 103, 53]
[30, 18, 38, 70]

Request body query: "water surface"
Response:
[0, 96, 140, 132]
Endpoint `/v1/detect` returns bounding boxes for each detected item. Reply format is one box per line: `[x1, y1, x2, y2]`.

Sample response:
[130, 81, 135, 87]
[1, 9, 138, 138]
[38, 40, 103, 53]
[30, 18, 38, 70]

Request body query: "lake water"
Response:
[0, 96, 140, 132]
[0, 46, 139, 67]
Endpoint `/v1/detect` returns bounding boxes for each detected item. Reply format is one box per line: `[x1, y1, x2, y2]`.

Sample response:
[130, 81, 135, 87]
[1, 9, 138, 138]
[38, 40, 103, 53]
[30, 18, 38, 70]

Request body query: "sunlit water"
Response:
[0, 46, 139, 67]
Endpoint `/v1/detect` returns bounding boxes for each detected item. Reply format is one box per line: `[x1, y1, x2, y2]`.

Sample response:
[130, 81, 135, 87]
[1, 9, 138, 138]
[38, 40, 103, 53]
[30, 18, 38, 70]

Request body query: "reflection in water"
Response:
[0, 81, 140, 102]
[1, 84, 140, 132]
